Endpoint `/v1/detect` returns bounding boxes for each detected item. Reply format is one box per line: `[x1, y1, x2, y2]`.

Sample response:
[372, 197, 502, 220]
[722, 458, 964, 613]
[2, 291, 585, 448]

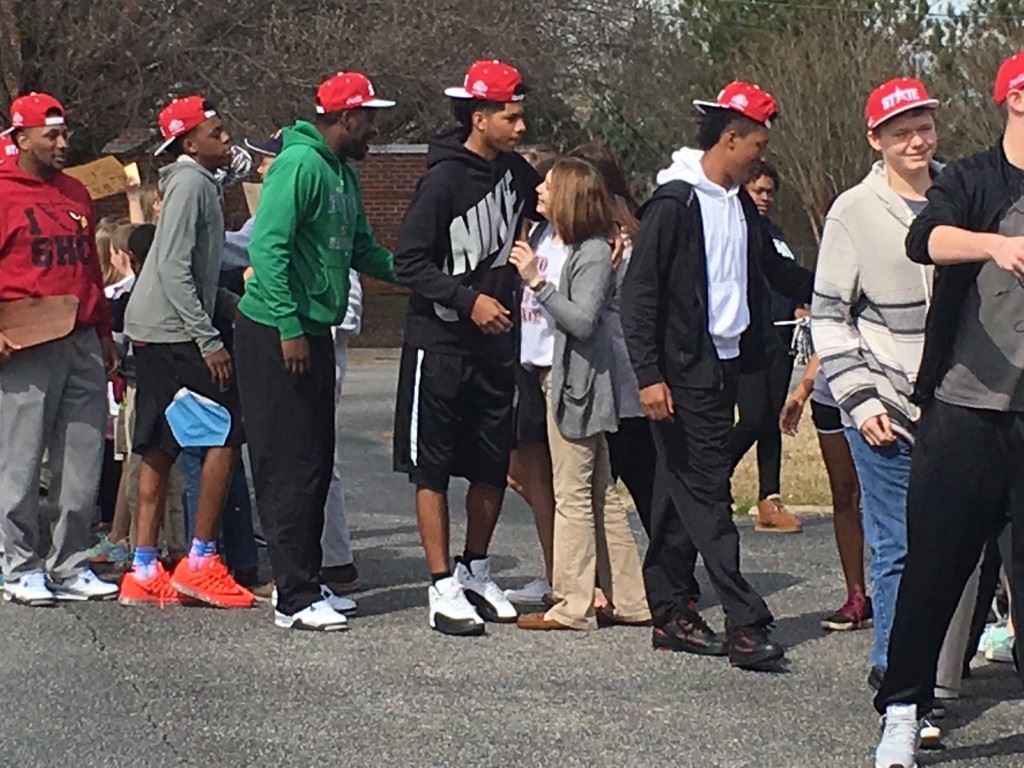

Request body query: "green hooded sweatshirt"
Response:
[239, 120, 397, 339]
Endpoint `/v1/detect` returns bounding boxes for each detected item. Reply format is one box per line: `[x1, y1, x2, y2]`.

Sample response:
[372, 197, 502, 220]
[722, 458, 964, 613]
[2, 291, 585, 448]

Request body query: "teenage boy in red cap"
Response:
[235, 71, 397, 631]
[812, 77, 950, 695]
[874, 52, 1024, 768]
[119, 95, 253, 609]
[622, 81, 812, 670]
[392, 59, 539, 636]
[0, 92, 119, 605]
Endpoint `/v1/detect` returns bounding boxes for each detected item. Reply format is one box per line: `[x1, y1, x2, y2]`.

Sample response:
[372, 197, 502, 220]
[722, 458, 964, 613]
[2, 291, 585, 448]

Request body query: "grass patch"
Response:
[731, 417, 832, 509]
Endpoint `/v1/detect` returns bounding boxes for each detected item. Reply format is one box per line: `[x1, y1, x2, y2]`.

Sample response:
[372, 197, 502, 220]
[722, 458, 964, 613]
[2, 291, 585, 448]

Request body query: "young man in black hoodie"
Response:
[394, 60, 539, 636]
[622, 82, 812, 671]
[874, 51, 1024, 768]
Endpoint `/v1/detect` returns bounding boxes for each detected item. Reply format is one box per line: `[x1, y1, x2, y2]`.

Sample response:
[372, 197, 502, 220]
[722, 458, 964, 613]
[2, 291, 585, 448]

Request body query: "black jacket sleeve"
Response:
[394, 172, 479, 317]
[906, 164, 970, 266]
[622, 197, 684, 389]
[757, 226, 814, 304]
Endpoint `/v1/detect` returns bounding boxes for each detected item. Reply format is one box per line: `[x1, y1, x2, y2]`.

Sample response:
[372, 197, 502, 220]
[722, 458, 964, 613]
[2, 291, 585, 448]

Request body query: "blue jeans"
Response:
[178, 448, 258, 573]
[844, 428, 911, 671]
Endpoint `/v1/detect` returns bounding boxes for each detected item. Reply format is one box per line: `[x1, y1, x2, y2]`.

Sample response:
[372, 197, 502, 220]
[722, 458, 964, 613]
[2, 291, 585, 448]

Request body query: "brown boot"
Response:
[754, 495, 802, 534]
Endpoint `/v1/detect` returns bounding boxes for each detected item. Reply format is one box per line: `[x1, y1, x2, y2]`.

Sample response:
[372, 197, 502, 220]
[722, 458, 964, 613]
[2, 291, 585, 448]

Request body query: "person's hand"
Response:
[609, 228, 625, 268]
[779, 392, 808, 436]
[639, 382, 674, 422]
[100, 336, 118, 377]
[990, 236, 1024, 278]
[204, 346, 233, 392]
[509, 241, 541, 286]
[794, 306, 810, 319]
[860, 413, 895, 447]
[0, 332, 19, 362]
[281, 336, 310, 375]
[469, 294, 513, 335]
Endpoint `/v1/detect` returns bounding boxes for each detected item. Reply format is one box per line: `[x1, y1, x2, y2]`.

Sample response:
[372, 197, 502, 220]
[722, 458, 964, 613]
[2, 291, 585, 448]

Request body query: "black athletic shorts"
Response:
[810, 399, 843, 435]
[513, 362, 547, 446]
[132, 340, 244, 459]
[393, 345, 514, 492]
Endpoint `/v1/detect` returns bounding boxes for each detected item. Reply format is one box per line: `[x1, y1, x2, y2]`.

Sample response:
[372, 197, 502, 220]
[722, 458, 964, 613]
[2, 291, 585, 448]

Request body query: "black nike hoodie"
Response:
[395, 128, 539, 360]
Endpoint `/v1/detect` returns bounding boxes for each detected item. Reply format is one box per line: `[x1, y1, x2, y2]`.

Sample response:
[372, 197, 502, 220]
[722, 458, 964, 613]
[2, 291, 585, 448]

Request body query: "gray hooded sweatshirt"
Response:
[125, 156, 225, 356]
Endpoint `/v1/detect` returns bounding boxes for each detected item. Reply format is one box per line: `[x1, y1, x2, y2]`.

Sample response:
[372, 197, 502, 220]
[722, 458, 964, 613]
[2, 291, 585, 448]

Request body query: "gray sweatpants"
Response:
[0, 329, 106, 579]
[321, 330, 353, 568]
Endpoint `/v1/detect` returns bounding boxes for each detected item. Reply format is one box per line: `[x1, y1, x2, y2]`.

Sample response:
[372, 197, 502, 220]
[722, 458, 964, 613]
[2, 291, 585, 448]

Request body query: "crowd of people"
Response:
[1, 52, 1023, 768]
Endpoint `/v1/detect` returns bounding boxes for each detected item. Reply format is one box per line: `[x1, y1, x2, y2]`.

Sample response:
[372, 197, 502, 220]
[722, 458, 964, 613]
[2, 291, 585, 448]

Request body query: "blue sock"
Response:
[188, 537, 217, 568]
[132, 546, 158, 579]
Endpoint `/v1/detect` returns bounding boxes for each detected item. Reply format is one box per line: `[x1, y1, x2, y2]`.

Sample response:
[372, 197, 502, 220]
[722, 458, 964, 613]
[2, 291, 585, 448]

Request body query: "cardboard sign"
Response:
[243, 182, 262, 215]
[124, 161, 141, 187]
[64, 156, 128, 200]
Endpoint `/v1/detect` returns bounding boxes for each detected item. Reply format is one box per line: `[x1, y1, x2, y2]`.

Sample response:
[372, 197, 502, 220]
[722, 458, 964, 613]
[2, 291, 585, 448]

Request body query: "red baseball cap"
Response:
[864, 77, 938, 130]
[993, 51, 1024, 105]
[2, 92, 65, 135]
[445, 60, 525, 103]
[693, 81, 777, 128]
[316, 72, 395, 112]
[155, 95, 218, 156]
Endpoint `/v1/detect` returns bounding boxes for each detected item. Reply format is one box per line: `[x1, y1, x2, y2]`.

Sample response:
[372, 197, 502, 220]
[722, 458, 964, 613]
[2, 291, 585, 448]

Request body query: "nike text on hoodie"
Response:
[656, 148, 749, 359]
[395, 128, 540, 360]
[0, 161, 111, 337]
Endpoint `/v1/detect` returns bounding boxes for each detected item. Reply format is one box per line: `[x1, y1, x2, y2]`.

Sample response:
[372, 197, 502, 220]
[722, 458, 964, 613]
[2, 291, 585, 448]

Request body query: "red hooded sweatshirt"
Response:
[0, 160, 112, 337]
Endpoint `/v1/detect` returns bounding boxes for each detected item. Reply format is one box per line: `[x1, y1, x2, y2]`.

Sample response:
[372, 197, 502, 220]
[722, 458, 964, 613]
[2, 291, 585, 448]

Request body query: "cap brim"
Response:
[869, 99, 939, 129]
[243, 138, 281, 157]
[362, 98, 395, 108]
[692, 100, 773, 128]
[444, 86, 525, 102]
[153, 135, 178, 157]
[0, 127, 13, 137]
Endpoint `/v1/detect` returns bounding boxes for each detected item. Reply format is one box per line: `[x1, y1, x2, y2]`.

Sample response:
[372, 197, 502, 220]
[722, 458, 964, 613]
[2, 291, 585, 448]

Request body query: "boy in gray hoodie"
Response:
[121, 95, 253, 609]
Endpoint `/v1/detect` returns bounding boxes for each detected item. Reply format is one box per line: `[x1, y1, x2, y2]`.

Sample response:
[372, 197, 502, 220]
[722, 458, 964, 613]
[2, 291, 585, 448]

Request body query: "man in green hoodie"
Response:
[235, 71, 397, 631]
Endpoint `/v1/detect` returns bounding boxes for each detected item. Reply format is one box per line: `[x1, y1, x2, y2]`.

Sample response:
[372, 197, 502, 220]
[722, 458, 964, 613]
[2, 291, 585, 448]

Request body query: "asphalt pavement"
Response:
[1, 350, 1022, 768]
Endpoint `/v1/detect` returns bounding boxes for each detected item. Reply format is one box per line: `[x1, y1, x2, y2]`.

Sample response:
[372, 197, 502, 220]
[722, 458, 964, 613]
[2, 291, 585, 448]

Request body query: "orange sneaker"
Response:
[118, 563, 186, 607]
[170, 554, 254, 609]
[754, 495, 803, 534]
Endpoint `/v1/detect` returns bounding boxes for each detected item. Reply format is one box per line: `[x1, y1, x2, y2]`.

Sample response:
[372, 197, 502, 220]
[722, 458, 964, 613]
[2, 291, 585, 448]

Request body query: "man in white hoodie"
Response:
[622, 81, 812, 671]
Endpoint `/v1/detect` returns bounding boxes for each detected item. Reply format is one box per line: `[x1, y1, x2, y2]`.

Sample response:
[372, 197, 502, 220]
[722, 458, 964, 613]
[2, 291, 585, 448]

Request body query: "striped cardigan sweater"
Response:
[811, 161, 937, 440]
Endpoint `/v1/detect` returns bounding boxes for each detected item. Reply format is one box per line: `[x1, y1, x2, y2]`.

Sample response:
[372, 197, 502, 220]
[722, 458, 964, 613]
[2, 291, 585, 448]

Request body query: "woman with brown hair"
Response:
[509, 158, 649, 630]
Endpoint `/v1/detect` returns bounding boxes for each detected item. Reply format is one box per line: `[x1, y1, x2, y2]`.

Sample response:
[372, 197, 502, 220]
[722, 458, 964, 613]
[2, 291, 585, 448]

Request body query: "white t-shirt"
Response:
[519, 225, 570, 368]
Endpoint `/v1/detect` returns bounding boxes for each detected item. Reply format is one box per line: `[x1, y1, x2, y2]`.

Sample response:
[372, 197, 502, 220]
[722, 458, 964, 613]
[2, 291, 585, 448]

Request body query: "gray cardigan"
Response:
[534, 235, 619, 439]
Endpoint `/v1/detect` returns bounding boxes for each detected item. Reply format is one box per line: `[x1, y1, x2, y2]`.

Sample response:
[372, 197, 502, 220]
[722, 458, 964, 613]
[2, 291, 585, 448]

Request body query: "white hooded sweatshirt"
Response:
[656, 148, 749, 359]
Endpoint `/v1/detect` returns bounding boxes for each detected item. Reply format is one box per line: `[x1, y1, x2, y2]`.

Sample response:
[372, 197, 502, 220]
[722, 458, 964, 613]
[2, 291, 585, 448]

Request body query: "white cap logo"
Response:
[168, 118, 185, 135]
[11, 111, 22, 126]
[470, 79, 489, 96]
[729, 94, 749, 109]
[881, 86, 920, 111]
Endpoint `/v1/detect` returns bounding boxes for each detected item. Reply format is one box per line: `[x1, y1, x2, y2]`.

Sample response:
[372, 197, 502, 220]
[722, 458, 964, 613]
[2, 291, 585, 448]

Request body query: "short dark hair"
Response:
[451, 83, 529, 138]
[748, 159, 780, 190]
[696, 109, 763, 151]
[315, 109, 347, 127]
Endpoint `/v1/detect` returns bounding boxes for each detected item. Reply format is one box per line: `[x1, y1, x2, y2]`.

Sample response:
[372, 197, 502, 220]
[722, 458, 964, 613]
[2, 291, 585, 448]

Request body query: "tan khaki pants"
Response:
[540, 370, 650, 630]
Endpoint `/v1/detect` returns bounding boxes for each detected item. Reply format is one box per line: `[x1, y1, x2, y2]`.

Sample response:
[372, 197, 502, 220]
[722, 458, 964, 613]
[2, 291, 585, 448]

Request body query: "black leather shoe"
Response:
[727, 624, 786, 671]
[652, 610, 728, 656]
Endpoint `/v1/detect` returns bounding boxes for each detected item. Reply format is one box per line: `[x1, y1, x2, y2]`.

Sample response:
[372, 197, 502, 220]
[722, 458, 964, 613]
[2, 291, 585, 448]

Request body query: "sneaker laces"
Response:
[835, 592, 866, 621]
[678, 610, 715, 636]
[880, 708, 920, 748]
[189, 557, 247, 596]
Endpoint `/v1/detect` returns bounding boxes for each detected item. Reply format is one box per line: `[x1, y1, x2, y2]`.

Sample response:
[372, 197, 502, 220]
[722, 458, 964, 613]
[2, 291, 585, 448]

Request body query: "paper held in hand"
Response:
[242, 182, 262, 215]
[0, 296, 80, 350]
[64, 156, 129, 200]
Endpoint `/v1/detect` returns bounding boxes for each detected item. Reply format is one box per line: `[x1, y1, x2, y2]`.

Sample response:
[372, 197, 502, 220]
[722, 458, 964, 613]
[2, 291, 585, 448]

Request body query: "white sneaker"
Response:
[50, 569, 118, 601]
[503, 577, 551, 605]
[274, 598, 348, 631]
[271, 586, 357, 616]
[320, 585, 357, 615]
[428, 576, 484, 636]
[455, 558, 518, 622]
[875, 703, 920, 768]
[3, 571, 56, 606]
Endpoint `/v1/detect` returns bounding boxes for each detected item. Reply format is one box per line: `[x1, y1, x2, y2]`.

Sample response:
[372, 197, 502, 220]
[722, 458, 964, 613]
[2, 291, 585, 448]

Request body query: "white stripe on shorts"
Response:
[409, 349, 424, 465]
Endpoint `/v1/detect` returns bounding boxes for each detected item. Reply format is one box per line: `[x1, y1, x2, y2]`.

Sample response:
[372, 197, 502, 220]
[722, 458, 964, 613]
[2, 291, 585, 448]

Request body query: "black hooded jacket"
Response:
[395, 128, 539, 361]
[621, 180, 813, 390]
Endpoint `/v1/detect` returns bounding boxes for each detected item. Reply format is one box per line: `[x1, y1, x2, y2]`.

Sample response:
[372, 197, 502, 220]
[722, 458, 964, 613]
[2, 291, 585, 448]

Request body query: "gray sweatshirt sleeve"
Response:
[155, 174, 223, 356]
[534, 238, 613, 341]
